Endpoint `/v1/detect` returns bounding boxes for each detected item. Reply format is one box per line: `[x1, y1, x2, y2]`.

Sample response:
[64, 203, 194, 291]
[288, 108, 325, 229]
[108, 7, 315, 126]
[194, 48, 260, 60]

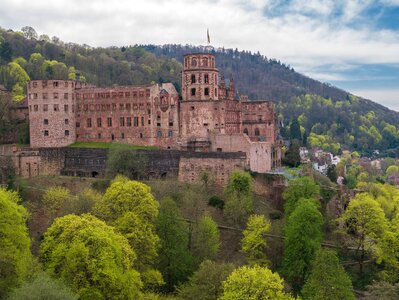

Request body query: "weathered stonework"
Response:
[26, 51, 282, 174]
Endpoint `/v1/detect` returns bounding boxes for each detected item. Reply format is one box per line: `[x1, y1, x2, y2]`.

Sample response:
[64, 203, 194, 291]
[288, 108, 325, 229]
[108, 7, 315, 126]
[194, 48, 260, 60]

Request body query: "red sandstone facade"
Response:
[28, 52, 281, 172]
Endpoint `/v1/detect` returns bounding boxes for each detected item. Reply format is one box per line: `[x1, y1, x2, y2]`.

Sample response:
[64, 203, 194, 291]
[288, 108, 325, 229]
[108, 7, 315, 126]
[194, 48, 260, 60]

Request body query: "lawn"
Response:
[68, 141, 159, 150]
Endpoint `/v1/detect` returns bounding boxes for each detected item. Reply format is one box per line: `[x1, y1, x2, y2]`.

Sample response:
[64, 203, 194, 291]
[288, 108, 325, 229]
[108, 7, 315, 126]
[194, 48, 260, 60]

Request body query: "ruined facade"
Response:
[27, 52, 281, 173]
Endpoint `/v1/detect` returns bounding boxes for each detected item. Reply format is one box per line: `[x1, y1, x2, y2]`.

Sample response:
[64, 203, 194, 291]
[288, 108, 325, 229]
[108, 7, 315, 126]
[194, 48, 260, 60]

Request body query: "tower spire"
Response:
[207, 28, 210, 45]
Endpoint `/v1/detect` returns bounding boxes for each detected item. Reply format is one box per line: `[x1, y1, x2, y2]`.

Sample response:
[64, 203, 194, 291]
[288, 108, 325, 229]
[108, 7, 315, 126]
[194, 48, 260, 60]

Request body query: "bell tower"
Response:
[182, 53, 219, 101]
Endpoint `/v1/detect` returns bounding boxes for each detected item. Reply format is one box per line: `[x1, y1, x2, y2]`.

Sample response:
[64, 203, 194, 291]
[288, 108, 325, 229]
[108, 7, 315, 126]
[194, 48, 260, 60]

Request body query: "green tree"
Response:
[241, 214, 271, 266]
[326, 164, 338, 183]
[7, 273, 78, 300]
[21, 26, 38, 40]
[192, 213, 220, 264]
[282, 199, 324, 294]
[177, 260, 235, 300]
[0, 41, 13, 63]
[93, 176, 161, 289]
[364, 281, 399, 300]
[283, 176, 320, 217]
[290, 118, 302, 141]
[156, 198, 194, 292]
[218, 265, 294, 300]
[42, 186, 71, 215]
[224, 170, 254, 225]
[106, 145, 149, 179]
[40, 214, 142, 299]
[340, 193, 388, 275]
[284, 139, 301, 167]
[302, 249, 354, 300]
[0, 188, 31, 298]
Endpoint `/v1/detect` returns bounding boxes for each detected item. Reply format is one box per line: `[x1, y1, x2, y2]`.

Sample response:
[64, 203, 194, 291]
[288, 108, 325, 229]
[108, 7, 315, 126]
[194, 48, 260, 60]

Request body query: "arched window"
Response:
[191, 74, 196, 83]
[244, 128, 249, 135]
[202, 57, 208, 67]
[255, 128, 260, 136]
[204, 88, 209, 96]
[191, 88, 196, 96]
[191, 58, 197, 67]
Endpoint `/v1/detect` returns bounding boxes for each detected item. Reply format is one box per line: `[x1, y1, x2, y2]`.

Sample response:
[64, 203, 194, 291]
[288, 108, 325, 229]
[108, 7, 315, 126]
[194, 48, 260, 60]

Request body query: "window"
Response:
[33, 93, 38, 99]
[64, 93, 68, 99]
[134, 117, 139, 127]
[243, 128, 249, 135]
[33, 82, 38, 87]
[169, 122, 173, 127]
[96, 118, 101, 127]
[54, 104, 59, 111]
[168, 130, 173, 137]
[255, 128, 260, 136]
[140, 133, 143, 138]
[204, 88, 209, 96]
[87, 118, 92, 128]
[120, 117, 125, 127]
[43, 93, 48, 100]
[107, 117, 112, 127]
[121, 133, 125, 139]
[204, 74, 209, 83]
[53, 81, 58, 87]
[191, 58, 197, 67]
[98, 133, 101, 139]
[191, 88, 196, 96]
[43, 104, 48, 112]
[64, 81, 68, 87]
[65, 130, 70, 136]
[111, 134, 115, 140]
[64, 104, 68, 112]
[126, 103, 131, 110]
[191, 74, 196, 83]
[157, 131, 162, 137]
[127, 117, 132, 127]
[76, 122, 80, 128]
[65, 119, 69, 125]
[53, 92, 58, 99]
[141, 117, 144, 126]
[34, 105, 38, 112]
[44, 130, 49, 136]
[43, 119, 48, 125]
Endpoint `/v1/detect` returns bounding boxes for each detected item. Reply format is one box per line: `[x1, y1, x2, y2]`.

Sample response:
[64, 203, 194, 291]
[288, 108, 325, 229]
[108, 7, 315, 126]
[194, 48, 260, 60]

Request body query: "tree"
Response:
[218, 265, 294, 300]
[156, 198, 194, 292]
[282, 199, 324, 294]
[21, 26, 38, 40]
[7, 273, 78, 300]
[40, 214, 142, 299]
[340, 193, 388, 275]
[224, 170, 254, 225]
[326, 164, 338, 183]
[106, 145, 149, 179]
[93, 176, 161, 289]
[290, 118, 302, 141]
[283, 176, 320, 217]
[241, 214, 271, 266]
[42, 186, 71, 215]
[283, 139, 301, 167]
[364, 281, 399, 300]
[301, 249, 354, 300]
[191, 213, 220, 264]
[0, 41, 13, 63]
[177, 260, 235, 300]
[0, 188, 31, 298]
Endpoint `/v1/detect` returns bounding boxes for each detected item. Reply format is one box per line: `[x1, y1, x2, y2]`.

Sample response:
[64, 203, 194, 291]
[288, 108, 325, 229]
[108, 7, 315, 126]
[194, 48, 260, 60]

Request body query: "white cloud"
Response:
[351, 88, 399, 111]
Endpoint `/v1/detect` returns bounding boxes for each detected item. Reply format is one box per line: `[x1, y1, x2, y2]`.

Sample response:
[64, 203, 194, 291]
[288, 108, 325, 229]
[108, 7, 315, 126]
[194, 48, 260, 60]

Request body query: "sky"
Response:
[1, 0, 398, 111]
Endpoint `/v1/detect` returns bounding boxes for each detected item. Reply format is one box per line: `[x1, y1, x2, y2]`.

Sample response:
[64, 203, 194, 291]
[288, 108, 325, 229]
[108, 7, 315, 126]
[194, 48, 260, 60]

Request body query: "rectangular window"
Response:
[141, 117, 144, 126]
[64, 104, 68, 112]
[65, 130, 70, 136]
[120, 117, 125, 127]
[53, 81, 58, 87]
[97, 118, 102, 127]
[64, 81, 68, 87]
[43, 119, 48, 125]
[64, 93, 68, 99]
[126, 103, 131, 110]
[33, 82, 38, 87]
[34, 105, 38, 111]
[107, 117, 112, 127]
[53, 92, 58, 99]
[76, 122, 80, 128]
[43, 104, 48, 111]
[65, 119, 69, 125]
[168, 130, 173, 137]
[43, 93, 48, 100]
[44, 130, 49, 136]
[54, 104, 59, 111]
[134, 117, 139, 127]
[127, 117, 132, 127]
[33, 93, 38, 99]
[87, 118, 92, 128]
[204, 74, 209, 83]
[121, 133, 125, 139]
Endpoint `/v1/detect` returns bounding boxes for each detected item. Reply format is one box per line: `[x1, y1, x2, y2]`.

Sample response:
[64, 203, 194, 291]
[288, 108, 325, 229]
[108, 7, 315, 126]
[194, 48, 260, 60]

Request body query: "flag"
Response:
[207, 28, 210, 45]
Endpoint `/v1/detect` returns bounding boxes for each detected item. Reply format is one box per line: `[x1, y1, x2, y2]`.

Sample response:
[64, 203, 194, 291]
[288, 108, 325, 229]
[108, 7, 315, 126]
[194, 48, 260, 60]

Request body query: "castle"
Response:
[27, 52, 281, 173]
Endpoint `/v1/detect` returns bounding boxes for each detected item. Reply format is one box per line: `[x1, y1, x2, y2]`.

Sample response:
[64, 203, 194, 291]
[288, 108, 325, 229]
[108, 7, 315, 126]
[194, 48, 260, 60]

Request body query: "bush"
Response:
[208, 196, 224, 209]
[91, 179, 110, 192]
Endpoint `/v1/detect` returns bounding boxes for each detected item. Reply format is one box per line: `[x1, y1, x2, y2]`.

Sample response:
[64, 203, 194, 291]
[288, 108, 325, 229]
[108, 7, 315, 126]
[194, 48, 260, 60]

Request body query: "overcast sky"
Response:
[1, 0, 399, 111]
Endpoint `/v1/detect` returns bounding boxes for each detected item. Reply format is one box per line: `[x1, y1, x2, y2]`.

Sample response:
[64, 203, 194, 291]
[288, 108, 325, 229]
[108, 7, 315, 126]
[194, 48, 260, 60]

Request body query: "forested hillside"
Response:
[1, 26, 399, 155]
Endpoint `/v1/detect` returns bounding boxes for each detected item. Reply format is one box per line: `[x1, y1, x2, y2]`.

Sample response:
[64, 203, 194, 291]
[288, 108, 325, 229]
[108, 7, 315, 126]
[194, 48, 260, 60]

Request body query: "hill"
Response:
[0, 26, 398, 155]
